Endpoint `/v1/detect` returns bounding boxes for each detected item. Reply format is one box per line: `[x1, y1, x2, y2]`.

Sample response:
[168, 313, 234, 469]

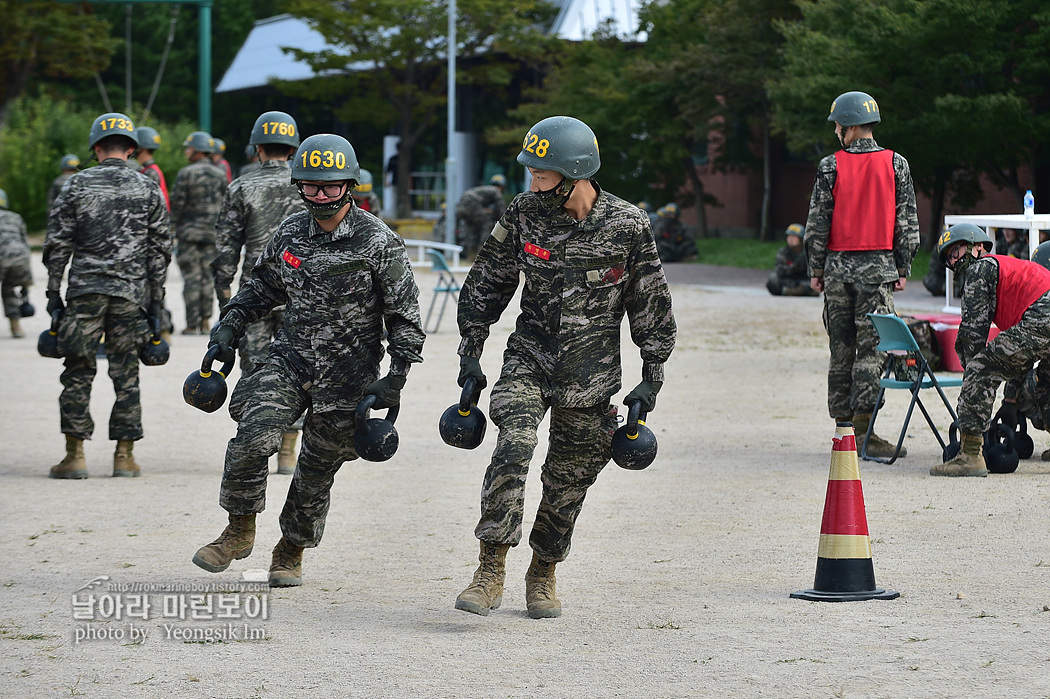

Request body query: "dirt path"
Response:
[2, 255, 1048, 698]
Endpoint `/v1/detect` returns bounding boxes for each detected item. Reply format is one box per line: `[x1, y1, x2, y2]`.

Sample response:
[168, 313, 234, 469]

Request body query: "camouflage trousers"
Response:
[220, 358, 352, 548]
[59, 294, 147, 441]
[1, 256, 32, 318]
[822, 280, 895, 419]
[475, 358, 617, 562]
[176, 240, 216, 328]
[233, 310, 303, 432]
[957, 295, 1050, 435]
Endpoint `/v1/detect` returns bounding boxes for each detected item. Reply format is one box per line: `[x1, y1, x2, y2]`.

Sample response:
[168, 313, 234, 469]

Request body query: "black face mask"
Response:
[297, 182, 351, 220]
[951, 245, 978, 277]
[533, 177, 576, 213]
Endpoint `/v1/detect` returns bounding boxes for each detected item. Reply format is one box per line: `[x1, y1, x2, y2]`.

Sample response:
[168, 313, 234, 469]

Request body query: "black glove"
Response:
[208, 323, 238, 365]
[46, 290, 64, 315]
[994, 400, 1018, 430]
[624, 380, 663, 413]
[364, 374, 407, 410]
[458, 356, 487, 390]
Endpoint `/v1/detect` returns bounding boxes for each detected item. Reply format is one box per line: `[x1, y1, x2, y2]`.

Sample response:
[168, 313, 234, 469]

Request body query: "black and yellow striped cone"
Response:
[791, 422, 899, 602]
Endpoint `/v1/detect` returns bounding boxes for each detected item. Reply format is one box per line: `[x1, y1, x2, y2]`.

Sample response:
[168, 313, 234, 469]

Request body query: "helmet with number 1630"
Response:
[827, 91, 881, 126]
[89, 112, 138, 150]
[249, 110, 300, 148]
[291, 134, 361, 184]
[516, 116, 600, 179]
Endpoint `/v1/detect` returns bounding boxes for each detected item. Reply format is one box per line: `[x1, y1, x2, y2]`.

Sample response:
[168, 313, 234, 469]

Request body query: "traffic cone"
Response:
[791, 422, 899, 602]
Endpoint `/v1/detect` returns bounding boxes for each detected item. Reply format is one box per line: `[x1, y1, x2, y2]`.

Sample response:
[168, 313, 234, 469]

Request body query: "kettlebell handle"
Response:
[149, 315, 162, 342]
[625, 400, 648, 439]
[357, 393, 400, 425]
[993, 420, 1015, 451]
[50, 308, 63, 334]
[200, 344, 234, 379]
[459, 376, 482, 415]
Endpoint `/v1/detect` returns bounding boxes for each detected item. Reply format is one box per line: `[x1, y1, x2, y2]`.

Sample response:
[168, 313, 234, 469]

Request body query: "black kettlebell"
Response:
[942, 422, 961, 462]
[354, 394, 400, 462]
[183, 344, 235, 413]
[19, 291, 34, 318]
[37, 309, 63, 359]
[611, 400, 658, 471]
[139, 316, 170, 366]
[1014, 413, 1034, 460]
[439, 377, 487, 450]
[984, 421, 1019, 474]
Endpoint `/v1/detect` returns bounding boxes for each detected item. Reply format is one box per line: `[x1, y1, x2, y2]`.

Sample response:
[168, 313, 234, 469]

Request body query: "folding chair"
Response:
[862, 313, 964, 464]
[423, 249, 461, 333]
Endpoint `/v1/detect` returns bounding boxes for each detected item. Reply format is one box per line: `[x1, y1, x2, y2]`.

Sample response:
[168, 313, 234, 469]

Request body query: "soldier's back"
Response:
[0, 209, 30, 260]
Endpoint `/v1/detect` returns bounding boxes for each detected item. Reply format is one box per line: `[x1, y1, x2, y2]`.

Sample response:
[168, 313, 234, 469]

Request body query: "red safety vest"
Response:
[142, 163, 170, 211]
[990, 255, 1050, 330]
[828, 149, 895, 251]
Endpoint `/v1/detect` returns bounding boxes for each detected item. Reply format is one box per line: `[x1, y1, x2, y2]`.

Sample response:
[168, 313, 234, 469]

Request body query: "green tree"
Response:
[284, 0, 556, 217]
[0, 1, 116, 127]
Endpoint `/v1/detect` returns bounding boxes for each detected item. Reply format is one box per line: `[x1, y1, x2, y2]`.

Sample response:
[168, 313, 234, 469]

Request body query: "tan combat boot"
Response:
[10, 317, 24, 338]
[455, 541, 511, 616]
[49, 435, 88, 479]
[525, 552, 562, 619]
[113, 440, 141, 477]
[853, 412, 906, 458]
[192, 514, 257, 572]
[269, 537, 304, 587]
[931, 432, 988, 477]
[276, 432, 298, 475]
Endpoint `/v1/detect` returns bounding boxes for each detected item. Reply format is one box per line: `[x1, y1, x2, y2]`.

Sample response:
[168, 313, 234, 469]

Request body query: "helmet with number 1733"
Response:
[89, 112, 138, 150]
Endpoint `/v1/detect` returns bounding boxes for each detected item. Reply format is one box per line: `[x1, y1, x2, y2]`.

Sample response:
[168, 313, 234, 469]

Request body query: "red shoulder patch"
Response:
[524, 242, 551, 260]
[282, 250, 302, 269]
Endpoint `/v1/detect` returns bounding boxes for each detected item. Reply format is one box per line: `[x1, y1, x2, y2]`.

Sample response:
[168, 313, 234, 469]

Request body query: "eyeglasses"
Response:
[947, 243, 968, 267]
[299, 182, 345, 197]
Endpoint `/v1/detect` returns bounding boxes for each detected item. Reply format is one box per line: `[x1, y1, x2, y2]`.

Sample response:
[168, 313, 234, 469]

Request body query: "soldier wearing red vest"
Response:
[134, 126, 170, 210]
[804, 90, 920, 458]
[933, 223, 1050, 476]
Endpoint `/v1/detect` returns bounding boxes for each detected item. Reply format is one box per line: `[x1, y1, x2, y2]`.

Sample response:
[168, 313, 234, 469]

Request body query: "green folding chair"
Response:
[423, 249, 461, 333]
[863, 314, 963, 464]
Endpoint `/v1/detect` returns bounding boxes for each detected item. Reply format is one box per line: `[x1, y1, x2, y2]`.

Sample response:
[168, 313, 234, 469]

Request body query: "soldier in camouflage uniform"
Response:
[47, 154, 81, 211]
[804, 91, 919, 458]
[351, 168, 382, 215]
[43, 112, 171, 479]
[653, 203, 697, 263]
[212, 111, 306, 475]
[454, 117, 676, 619]
[994, 228, 1028, 260]
[210, 138, 234, 184]
[171, 131, 228, 334]
[238, 145, 261, 179]
[0, 188, 33, 338]
[455, 174, 507, 256]
[133, 126, 170, 210]
[767, 223, 819, 296]
[931, 223, 1050, 477]
[192, 134, 425, 588]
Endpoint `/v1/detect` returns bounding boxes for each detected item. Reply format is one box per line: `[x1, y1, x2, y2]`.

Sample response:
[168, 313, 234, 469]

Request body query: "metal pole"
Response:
[125, 4, 132, 113]
[444, 0, 456, 248]
[198, 1, 212, 132]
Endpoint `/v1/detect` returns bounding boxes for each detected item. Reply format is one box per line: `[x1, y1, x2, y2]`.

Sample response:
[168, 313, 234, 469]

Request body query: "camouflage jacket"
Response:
[43, 159, 171, 306]
[222, 206, 425, 412]
[774, 245, 810, 283]
[456, 185, 506, 226]
[170, 159, 228, 243]
[458, 182, 677, 408]
[0, 209, 30, 264]
[47, 173, 72, 211]
[237, 162, 262, 179]
[653, 217, 688, 242]
[212, 160, 304, 291]
[804, 137, 919, 284]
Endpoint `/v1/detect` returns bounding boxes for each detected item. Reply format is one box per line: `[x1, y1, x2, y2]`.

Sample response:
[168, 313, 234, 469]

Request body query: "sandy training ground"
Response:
[2, 254, 1049, 698]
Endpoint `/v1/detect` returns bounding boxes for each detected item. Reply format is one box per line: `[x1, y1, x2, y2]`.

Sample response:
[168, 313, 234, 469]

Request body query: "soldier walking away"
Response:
[653, 203, 697, 263]
[931, 223, 1050, 477]
[192, 134, 425, 588]
[47, 154, 81, 211]
[239, 145, 261, 178]
[768, 223, 819, 296]
[210, 138, 234, 183]
[133, 126, 170, 210]
[212, 110, 306, 476]
[0, 188, 33, 338]
[455, 174, 507, 257]
[171, 131, 227, 334]
[42, 112, 171, 479]
[804, 90, 919, 458]
[453, 116, 676, 619]
[351, 168, 381, 214]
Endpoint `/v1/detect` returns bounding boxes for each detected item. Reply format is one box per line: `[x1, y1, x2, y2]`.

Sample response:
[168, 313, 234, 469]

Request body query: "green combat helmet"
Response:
[214, 138, 227, 155]
[936, 223, 994, 275]
[89, 112, 138, 150]
[182, 131, 216, 153]
[490, 173, 507, 188]
[828, 91, 881, 126]
[785, 223, 805, 238]
[291, 133, 361, 220]
[0, 188, 8, 209]
[660, 203, 680, 219]
[353, 168, 373, 194]
[249, 110, 300, 148]
[136, 126, 162, 151]
[1032, 241, 1050, 270]
[60, 154, 81, 171]
[516, 115, 600, 179]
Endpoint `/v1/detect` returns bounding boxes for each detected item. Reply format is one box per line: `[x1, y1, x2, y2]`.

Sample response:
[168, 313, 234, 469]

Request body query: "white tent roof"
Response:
[217, 3, 644, 94]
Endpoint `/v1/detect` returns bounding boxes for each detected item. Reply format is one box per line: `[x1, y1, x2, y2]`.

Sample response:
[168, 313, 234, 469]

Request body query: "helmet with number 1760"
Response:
[249, 110, 300, 148]
[516, 116, 600, 179]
